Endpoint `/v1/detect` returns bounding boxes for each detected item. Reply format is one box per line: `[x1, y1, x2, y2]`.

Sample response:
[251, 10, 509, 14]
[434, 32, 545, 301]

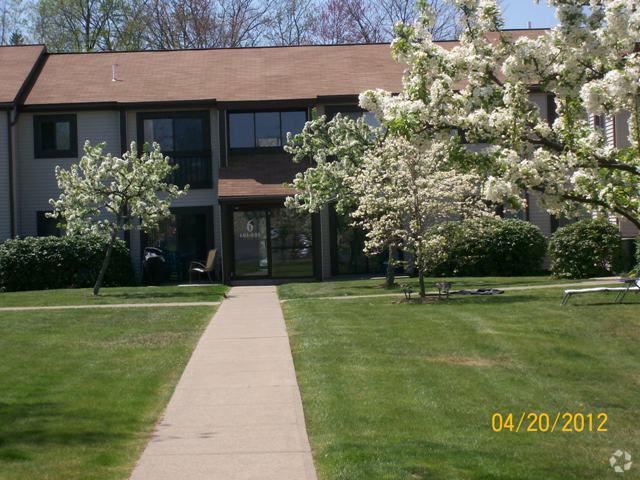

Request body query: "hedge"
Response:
[430, 218, 546, 276]
[0, 235, 134, 292]
[548, 219, 622, 279]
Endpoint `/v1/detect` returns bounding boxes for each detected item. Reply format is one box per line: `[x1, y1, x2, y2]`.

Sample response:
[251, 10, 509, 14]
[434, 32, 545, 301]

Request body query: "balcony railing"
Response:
[169, 154, 212, 189]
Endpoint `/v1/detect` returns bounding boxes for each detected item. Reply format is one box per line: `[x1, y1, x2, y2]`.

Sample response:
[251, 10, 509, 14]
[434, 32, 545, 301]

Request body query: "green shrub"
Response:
[430, 218, 546, 276]
[0, 235, 134, 292]
[548, 219, 622, 279]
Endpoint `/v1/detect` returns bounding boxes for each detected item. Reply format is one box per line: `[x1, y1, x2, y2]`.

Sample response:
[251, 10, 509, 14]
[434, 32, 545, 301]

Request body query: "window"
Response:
[325, 105, 380, 128]
[228, 110, 307, 150]
[34, 114, 77, 158]
[138, 111, 212, 189]
[143, 207, 214, 282]
[593, 115, 606, 130]
[36, 211, 62, 237]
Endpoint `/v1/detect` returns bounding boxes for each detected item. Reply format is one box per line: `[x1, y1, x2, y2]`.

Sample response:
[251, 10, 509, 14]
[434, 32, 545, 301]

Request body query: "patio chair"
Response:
[189, 249, 217, 284]
[561, 278, 640, 305]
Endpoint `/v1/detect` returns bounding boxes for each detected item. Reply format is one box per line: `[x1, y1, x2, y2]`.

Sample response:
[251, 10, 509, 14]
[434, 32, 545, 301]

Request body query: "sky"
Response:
[501, 1, 558, 29]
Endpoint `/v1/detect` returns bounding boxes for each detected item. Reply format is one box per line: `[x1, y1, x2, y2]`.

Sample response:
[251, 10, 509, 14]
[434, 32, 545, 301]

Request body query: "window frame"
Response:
[33, 114, 78, 159]
[36, 211, 63, 237]
[136, 110, 212, 189]
[227, 109, 308, 154]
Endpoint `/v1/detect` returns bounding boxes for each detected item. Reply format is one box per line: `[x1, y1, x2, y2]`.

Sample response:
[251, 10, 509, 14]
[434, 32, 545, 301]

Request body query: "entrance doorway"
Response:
[233, 209, 269, 277]
[231, 207, 314, 280]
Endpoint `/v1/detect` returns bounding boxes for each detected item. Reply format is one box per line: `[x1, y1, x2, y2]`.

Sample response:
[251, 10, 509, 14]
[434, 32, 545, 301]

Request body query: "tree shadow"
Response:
[0, 401, 128, 463]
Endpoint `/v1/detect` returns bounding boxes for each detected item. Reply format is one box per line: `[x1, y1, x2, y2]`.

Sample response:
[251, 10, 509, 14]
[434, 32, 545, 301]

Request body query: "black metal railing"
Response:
[169, 154, 212, 189]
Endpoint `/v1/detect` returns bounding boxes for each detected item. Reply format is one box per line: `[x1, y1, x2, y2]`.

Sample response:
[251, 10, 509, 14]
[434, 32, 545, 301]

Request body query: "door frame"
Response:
[222, 201, 319, 283]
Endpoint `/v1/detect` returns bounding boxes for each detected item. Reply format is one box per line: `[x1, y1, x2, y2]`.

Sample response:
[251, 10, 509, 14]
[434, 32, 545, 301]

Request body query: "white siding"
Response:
[0, 112, 11, 240]
[16, 110, 121, 237]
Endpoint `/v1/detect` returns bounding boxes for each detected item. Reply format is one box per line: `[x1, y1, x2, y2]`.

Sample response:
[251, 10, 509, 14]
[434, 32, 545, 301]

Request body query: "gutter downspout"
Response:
[7, 109, 16, 238]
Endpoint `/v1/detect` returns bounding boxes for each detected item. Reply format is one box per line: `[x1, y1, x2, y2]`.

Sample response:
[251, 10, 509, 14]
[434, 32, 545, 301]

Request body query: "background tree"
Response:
[49, 141, 186, 295]
[24, 0, 460, 50]
[264, 0, 315, 45]
[33, 0, 133, 51]
[10, 30, 24, 44]
[0, 0, 27, 45]
[143, 0, 223, 49]
[362, 0, 640, 229]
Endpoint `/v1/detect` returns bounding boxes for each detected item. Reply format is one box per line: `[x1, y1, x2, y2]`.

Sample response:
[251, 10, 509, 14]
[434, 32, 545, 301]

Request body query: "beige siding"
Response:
[0, 112, 10, 240]
[16, 110, 121, 237]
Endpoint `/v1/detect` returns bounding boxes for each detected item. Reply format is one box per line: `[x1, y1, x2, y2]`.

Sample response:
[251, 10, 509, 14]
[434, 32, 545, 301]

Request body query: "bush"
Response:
[0, 235, 134, 291]
[430, 218, 546, 276]
[548, 219, 622, 279]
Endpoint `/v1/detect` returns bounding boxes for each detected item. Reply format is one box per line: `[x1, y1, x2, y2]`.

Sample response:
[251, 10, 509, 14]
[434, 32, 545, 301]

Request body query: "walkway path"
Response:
[130, 285, 317, 480]
[0, 302, 221, 312]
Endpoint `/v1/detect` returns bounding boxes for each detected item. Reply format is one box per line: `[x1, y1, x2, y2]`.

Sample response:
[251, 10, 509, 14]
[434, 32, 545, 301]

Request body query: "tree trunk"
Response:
[93, 231, 118, 296]
[418, 269, 426, 298]
[384, 245, 397, 288]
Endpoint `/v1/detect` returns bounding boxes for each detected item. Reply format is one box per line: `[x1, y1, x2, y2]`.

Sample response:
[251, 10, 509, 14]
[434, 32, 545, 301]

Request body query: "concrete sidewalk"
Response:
[130, 285, 317, 480]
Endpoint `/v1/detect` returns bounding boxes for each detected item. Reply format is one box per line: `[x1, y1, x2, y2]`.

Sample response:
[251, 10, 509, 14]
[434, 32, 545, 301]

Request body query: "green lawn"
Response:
[0, 284, 228, 307]
[0, 305, 216, 480]
[278, 275, 603, 300]
[281, 284, 640, 479]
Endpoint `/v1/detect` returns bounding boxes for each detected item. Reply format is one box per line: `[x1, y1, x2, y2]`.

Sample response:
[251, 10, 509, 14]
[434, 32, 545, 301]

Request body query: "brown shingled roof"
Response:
[24, 43, 405, 106]
[0, 45, 45, 105]
[218, 154, 307, 198]
[21, 30, 548, 107]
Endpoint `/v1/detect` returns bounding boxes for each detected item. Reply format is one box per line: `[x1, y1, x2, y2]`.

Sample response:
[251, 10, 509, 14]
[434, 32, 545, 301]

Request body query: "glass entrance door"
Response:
[233, 210, 269, 277]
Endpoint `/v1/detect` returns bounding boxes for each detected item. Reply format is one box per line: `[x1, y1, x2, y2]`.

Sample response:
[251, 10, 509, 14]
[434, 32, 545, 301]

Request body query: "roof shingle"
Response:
[24, 43, 405, 106]
[0, 45, 45, 105]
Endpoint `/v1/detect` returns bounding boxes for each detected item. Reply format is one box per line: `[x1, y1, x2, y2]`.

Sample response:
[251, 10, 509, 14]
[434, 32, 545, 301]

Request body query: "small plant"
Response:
[548, 219, 622, 279]
[0, 235, 133, 292]
[429, 218, 546, 276]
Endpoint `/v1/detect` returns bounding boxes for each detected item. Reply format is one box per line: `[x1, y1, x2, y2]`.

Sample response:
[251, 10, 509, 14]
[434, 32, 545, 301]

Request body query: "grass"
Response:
[278, 275, 603, 300]
[281, 283, 640, 479]
[0, 284, 228, 307]
[0, 305, 216, 480]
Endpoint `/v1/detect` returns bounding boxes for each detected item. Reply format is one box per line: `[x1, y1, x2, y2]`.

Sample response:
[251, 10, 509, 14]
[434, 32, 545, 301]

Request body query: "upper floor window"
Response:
[228, 110, 307, 150]
[138, 111, 212, 189]
[593, 114, 606, 130]
[325, 105, 380, 128]
[34, 114, 77, 159]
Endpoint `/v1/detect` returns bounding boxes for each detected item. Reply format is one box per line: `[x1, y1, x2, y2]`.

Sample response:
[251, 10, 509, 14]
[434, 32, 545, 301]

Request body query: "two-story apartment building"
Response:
[0, 37, 635, 284]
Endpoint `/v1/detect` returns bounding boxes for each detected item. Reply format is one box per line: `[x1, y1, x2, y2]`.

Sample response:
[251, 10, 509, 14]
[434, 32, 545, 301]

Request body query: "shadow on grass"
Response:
[324, 439, 546, 480]
[398, 294, 543, 306]
[0, 401, 127, 463]
[98, 290, 219, 301]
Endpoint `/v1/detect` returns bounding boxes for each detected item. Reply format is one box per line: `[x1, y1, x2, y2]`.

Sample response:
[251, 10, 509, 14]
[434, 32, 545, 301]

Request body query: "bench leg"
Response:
[561, 292, 570, 305]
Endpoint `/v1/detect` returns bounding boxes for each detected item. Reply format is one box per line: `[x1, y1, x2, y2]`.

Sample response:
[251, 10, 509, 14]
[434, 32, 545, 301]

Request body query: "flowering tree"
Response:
[285, 112, 404, 287]
[49, 141, 187, 295]
[361, 0, 640, 229]
[352, 136, 489, 297]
